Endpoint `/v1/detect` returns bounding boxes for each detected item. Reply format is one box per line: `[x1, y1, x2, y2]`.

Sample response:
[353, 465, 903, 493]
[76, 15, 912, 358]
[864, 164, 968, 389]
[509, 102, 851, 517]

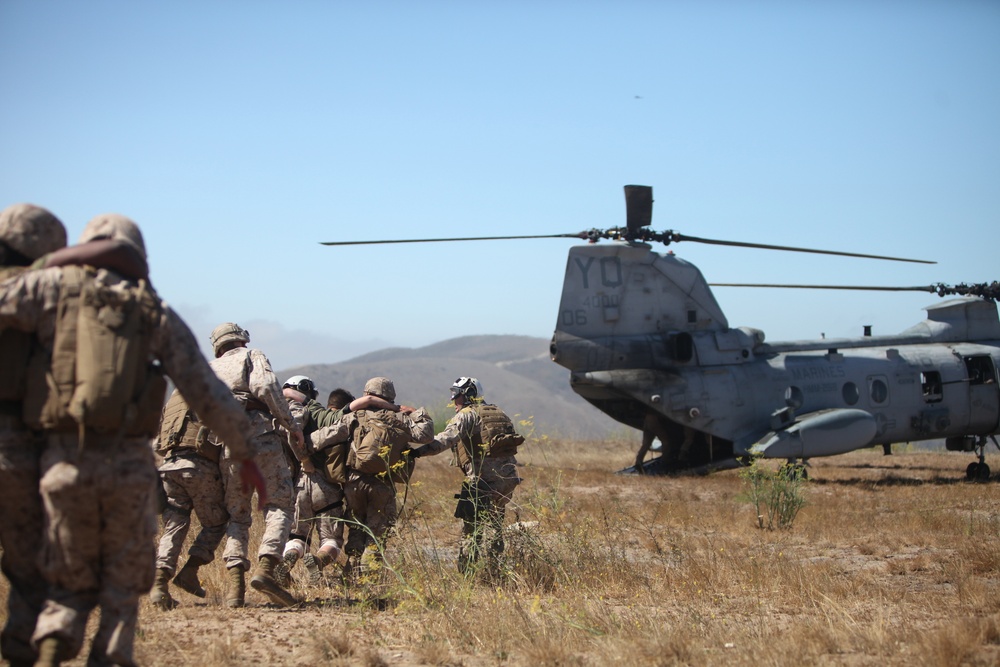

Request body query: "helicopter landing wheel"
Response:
[966, 462, 991, 482]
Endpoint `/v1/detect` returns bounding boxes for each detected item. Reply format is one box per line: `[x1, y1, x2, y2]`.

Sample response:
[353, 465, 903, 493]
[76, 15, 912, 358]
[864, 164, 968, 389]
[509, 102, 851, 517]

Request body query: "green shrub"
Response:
[739, 458, 807, 530]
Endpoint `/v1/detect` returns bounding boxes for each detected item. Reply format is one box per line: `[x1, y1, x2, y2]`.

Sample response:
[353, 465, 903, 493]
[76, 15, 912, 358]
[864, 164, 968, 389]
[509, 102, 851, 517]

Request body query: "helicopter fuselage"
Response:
[550, 243, 1000, 467]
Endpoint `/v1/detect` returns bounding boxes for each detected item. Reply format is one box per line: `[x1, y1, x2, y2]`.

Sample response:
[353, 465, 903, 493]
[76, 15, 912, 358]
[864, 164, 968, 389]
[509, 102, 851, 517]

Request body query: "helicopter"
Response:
[323, 185, 1000, 480]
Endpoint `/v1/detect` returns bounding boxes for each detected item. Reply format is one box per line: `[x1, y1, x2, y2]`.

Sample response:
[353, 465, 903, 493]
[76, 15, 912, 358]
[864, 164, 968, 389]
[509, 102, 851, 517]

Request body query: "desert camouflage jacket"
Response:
[0, 266, 256, 459]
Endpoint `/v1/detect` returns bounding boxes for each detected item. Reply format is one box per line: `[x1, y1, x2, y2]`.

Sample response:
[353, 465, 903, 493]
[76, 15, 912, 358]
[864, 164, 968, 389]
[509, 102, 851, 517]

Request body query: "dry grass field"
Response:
[4, 438, 1000, 666]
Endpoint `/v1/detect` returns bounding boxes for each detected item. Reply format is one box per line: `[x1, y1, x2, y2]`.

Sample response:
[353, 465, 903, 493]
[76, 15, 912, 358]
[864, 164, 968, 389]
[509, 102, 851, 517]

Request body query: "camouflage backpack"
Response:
[157, 389, 221, 462]
[347, 408, 413, 479]
[318, 440, 349, 485]
[24, 265, 166, 436]
[457, 403, 524, 468]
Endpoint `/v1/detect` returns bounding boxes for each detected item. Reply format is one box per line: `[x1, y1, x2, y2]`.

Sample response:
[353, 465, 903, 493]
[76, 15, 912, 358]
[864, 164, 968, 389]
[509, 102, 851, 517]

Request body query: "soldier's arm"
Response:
[351, 395, 396, 412]
[39, 239, 148, 280]
[305, 395, 397, 430]
[247, 348, 308, 459]
[247, 349, 298, 430]
[405, 408, 435, 445]
[308, 416, 353, 451]
[282, 396, 313, 460]
[0, 268, 59, 336]
[412, 411, 467, 457]
[306, 399, 343, 428]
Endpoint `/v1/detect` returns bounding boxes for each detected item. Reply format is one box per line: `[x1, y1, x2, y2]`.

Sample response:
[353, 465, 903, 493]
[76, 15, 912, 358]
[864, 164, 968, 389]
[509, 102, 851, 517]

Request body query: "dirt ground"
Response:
[4, 444, 1000, 666]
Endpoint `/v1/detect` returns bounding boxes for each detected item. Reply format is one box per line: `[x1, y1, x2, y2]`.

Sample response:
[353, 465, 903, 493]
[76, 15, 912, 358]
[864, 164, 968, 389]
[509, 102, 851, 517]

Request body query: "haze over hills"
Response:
[279, 335, 626, 441]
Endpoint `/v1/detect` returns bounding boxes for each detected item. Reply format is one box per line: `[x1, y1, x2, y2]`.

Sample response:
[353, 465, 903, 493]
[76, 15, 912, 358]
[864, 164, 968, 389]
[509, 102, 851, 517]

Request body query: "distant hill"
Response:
[278, 335, 625, 441]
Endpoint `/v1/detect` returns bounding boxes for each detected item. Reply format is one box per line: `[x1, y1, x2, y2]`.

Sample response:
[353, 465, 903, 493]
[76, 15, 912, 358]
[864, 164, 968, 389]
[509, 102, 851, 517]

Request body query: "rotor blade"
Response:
[672, 233, 936, 264]
[710, 283, 938, 292]
[319, 232, 587, 246]
[712, 281, 1000, 301]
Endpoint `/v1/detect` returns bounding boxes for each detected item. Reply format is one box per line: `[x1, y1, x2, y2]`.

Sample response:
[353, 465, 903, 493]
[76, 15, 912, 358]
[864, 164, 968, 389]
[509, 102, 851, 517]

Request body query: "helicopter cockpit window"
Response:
[868, 376, 889, 405]
[667, 332, 694, 363]
[842, 382, 859, 406]
[921, 371, 943, 403]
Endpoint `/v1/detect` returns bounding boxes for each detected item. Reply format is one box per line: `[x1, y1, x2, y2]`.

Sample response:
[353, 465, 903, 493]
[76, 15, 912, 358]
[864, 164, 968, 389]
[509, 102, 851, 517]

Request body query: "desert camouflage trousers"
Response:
[459, 457, 521, 576]
[155, 453, 228, 574]
[32, 433, 158, 666]
[0, 414, 46, 665]
[343, 472, 397, 570]
[291, 469, 345, 551]
[220, 429, 293, 570]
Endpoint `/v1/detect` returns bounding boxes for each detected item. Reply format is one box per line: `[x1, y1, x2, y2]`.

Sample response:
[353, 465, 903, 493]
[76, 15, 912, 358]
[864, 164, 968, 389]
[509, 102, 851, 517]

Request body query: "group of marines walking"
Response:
[0, 203, 523, 666]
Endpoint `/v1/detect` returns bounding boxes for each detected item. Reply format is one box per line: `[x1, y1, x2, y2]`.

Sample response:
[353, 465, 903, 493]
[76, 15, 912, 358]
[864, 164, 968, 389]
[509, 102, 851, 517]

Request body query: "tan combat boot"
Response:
[149, 567, 177, 610]
[250, 555, 298, 607]
[172, 555, 208, 598]
[302, 551, 334, 585]
[33, 636, 70, 667]
[273, 550, 299, 587]
[226, 565, 246, 608]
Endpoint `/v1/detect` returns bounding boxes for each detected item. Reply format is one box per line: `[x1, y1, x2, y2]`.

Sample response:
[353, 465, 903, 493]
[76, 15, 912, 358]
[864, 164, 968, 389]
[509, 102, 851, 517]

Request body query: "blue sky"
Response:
[2, 1, 998, 370]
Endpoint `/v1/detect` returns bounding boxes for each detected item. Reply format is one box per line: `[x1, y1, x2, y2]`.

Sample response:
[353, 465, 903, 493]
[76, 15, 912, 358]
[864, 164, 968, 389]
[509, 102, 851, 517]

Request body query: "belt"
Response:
[165, 449, 210, 463]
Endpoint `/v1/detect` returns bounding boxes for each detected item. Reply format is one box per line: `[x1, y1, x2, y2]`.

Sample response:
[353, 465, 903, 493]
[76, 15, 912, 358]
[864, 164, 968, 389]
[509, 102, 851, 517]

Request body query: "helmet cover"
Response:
[0, 203, 67, 261]
[363, 377, 396, 403]
[210, 322, 250, 354]
[78, 213, 147, 259]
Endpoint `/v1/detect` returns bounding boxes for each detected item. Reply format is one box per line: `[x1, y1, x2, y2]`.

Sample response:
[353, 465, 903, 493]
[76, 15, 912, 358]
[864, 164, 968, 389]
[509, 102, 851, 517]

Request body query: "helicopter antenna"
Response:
[711, 282, 1000, 301]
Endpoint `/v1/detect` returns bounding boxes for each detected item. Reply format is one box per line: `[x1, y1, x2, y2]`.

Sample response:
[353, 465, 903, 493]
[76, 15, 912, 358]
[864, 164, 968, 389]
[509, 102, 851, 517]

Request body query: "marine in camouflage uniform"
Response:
[0, 204, 66, 667]
[277, 382, 398, 585]
[209, 323, 305, 608]
[149, 388, 228, 609]
[277, 380, 347, 585]
[310, 377, 433, 579]
[412, 377, 522, 577]
[0, 215, 264, 667]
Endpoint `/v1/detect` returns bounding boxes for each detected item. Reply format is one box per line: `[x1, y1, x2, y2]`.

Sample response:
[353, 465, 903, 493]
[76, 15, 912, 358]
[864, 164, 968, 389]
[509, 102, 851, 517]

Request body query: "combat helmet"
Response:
[0, 203, 67, 261]
[363, 377, 396, 402]
[78, 213, 147, 259]
[451, 376, 484, 401]
[210, 322, 250, 356]
[283, 375, 318, 400]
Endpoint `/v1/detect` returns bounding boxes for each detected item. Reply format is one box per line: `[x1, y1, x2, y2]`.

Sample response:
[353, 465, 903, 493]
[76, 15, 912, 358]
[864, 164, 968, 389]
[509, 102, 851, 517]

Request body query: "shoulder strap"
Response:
[44, 266, 85, 429]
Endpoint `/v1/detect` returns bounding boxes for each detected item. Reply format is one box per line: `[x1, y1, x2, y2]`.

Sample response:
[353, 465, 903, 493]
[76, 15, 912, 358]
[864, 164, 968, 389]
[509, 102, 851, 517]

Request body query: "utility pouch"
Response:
[454, 481, 476, 521]
[321, 441, 348, 485]
[454, 480, 491, 521]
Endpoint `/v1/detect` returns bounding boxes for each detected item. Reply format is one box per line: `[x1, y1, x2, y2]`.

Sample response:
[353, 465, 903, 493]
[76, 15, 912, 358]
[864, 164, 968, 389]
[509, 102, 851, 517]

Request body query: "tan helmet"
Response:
[0, 203, 67, 261]
[78, 213, 147, 259]
[363, 377, 396, 402]
[210, 322, 250, 355]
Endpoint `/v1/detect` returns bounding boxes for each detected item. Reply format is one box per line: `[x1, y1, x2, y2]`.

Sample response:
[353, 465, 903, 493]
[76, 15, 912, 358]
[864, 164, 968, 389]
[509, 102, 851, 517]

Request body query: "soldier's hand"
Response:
[300, 458, 317, 474]
[398, 404, 415, 414]
[239, 460, 268, 507]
